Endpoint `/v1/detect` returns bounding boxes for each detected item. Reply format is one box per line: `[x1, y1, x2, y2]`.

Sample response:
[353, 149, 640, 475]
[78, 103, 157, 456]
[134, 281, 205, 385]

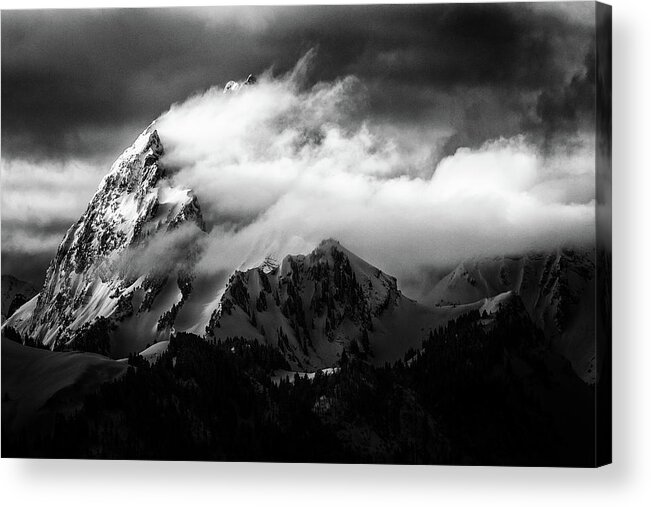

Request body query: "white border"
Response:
[1, 0, 650, 505]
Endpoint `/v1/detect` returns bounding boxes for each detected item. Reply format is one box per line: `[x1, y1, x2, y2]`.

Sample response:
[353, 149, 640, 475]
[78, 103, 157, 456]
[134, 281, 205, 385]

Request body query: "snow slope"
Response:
[139, 340, 170, 364]
[1, 338, 128, 434]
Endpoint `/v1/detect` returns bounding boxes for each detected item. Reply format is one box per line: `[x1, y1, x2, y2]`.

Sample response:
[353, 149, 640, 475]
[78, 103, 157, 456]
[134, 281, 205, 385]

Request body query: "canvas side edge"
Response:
[595, 0, 612, 468]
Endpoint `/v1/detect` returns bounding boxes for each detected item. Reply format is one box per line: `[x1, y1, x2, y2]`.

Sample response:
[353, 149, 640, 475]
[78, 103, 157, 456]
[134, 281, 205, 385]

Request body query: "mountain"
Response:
[2, 116, 597, 384]
[205, 239, 502, 370]
[425, 248, 597, 383]
[4, 117, 469, 367]
[223, 73, 257, 93]
[1, 275, 37, 322]
[4, 124, 205, 358]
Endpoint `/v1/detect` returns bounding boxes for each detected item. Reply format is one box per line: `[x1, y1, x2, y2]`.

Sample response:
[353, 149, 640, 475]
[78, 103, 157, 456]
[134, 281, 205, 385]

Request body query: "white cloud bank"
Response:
[154, 54, 595, 299]
[1, 158, 105, 256]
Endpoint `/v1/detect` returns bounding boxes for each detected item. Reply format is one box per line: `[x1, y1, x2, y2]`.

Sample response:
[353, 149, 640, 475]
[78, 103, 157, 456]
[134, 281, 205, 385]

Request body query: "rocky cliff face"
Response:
[5, 124, 205, 356]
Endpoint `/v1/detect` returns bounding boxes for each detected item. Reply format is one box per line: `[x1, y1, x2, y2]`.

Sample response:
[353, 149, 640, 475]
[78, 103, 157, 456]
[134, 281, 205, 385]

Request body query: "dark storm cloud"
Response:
[1, 8, 260, 161]
[267, 2, 596, 154]
[2, 3, 594, 161]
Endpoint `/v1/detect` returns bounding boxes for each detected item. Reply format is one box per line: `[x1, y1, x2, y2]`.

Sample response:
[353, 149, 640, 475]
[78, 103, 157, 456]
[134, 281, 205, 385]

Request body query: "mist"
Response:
[154, 53, 595, 301]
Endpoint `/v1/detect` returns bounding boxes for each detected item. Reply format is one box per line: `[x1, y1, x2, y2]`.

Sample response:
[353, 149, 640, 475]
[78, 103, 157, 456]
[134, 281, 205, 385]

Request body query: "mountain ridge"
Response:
[204, 238, 516, 370]
[2, 120, 597, 384]
[426, 248, 597, 383]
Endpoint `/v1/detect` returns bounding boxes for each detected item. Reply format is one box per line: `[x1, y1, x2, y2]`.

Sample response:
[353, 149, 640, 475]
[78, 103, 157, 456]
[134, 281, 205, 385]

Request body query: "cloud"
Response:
[154, 55, 595, 301]
[0, 158, 106, 284]
[1, 158, 104, 246]
[113, 223, 205, 281]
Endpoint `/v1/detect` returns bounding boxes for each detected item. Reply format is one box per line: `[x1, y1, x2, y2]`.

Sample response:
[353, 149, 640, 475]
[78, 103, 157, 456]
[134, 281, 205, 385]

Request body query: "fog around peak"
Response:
[153, 53, 595, 300]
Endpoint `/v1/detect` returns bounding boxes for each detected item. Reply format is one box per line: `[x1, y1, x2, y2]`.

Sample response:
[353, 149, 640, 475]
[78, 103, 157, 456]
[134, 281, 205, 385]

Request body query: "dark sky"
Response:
[1, 3, 596, 286]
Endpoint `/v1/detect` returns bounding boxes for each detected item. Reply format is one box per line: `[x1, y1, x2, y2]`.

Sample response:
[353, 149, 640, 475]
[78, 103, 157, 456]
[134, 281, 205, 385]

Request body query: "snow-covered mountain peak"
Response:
[100, 124, 164, 196]
[119, 123, 162, 160]
[205, 239, 415, 369]
[5, 124, 205, 354]
[309, 239, 399, 310]
[316, 237, 342, 250]
[308, 239, 351, 264]
[223, 73, 258, 93]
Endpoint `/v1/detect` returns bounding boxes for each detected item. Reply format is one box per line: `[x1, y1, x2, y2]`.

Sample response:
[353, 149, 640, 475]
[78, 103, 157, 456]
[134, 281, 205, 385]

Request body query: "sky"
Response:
[1, 2, 598, 298]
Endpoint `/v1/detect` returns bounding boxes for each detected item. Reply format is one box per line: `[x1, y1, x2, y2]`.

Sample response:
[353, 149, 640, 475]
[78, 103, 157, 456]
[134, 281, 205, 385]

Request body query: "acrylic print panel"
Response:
[0, 2, 611, 466]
